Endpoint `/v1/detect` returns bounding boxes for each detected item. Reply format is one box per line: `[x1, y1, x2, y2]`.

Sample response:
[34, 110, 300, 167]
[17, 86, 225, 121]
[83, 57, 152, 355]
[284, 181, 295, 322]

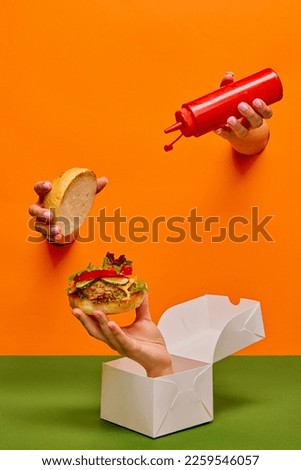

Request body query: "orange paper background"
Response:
[0, 0, 300, 355]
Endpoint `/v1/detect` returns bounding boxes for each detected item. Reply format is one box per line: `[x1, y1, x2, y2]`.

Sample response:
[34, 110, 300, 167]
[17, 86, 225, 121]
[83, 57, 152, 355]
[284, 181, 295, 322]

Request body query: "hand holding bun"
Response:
[44, 167, 97, 243]
[28, 169, 108, 244]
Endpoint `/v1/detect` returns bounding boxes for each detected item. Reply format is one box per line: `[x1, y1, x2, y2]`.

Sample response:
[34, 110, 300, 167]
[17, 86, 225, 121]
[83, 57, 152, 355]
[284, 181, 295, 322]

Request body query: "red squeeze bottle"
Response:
[164, 68, 283, 152]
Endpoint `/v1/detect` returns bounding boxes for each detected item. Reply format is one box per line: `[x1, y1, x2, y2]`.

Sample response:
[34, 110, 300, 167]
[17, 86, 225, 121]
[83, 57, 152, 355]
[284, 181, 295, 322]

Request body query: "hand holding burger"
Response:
[72, 294, 173, 378]
[69, 253, 173, 378]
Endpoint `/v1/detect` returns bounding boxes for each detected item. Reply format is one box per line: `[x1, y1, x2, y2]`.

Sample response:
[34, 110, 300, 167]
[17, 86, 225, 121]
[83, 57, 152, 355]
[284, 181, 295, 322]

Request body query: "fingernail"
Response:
[50, 225, 60, 234]
[54, 233, 62, 242]
[253, 98, 263, 108]
[226, 71, 234, 76]
[42, 182, 51, 190]
[214, 128, 222, 135]
[238, 102, 249, 112]
[228, 116, 237, 126]
[43, 210, 52, 219]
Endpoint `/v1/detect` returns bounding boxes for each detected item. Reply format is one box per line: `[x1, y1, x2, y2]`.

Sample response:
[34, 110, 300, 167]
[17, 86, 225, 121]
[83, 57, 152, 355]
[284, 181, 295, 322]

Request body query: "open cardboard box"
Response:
[101, 294, 265, 438]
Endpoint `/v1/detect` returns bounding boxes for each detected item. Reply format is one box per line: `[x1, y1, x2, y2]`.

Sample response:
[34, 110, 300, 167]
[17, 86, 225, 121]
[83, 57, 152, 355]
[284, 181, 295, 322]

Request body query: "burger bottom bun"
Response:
[69, 291, 145, 315]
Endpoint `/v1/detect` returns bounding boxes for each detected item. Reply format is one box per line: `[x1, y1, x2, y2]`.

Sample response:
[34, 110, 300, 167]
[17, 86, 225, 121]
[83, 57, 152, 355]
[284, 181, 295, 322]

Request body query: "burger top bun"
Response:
[44, 167, 97, 239]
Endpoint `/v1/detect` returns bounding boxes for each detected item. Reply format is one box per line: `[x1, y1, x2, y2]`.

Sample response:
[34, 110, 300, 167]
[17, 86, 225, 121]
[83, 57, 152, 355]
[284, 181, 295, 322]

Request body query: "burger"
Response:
[67, 252, 148, 315]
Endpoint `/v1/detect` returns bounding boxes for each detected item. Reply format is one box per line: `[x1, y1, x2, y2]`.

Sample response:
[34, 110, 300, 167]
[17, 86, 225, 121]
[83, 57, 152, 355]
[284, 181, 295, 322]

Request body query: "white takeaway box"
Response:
[101, 294, 265, 438]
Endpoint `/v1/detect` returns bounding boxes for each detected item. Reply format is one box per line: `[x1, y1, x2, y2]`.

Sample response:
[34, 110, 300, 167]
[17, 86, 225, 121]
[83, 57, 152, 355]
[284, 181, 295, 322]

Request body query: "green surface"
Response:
[0, 356, 300, 450]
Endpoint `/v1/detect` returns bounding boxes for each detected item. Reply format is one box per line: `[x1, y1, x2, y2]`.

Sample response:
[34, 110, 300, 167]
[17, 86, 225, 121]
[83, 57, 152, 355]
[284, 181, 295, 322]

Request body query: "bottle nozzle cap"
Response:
[163, 133, 183, 152]
[164, 121, 183, 134]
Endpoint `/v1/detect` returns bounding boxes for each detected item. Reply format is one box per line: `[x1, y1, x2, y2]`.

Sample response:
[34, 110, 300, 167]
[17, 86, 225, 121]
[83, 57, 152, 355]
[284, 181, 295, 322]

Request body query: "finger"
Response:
[96, 176, 108, 194]
[237, 102, 263, 129]
[34, 223, 49, 238]
[34, 221, 57, 235]
[227, 116, 249, 138]
[135, 293, 152, 321]
[34, 223, 62, 243]
[252, 99, 273, 119]
[214, 127, 235, 141]
[220, 71, 234, 87]
[33, 181, 52, 201]
[92, 311, 121, 350]
[35, 218, 62, 237]
[72, 308, 107, 342]
[28, 204, 53, 220]
[53, 232, 64, 243]
[107, 321, 136, 354]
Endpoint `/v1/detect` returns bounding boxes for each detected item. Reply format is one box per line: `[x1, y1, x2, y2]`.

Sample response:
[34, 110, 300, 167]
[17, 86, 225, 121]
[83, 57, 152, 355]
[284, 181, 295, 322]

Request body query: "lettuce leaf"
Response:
[67, 262, 98, 282]
[129, 280, 148, 294]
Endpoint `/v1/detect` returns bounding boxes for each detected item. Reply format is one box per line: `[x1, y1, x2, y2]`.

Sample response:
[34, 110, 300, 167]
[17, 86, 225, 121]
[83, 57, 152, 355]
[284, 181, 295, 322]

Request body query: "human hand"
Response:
[72, 294, 173, 378]
[28, 176, 108, 243]
[214, 72, 273, 155]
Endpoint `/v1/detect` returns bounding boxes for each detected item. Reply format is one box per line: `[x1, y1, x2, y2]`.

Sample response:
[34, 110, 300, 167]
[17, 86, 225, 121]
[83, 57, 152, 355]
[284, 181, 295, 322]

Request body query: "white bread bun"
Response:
[44, 167, 97, 238]
[69, 291, 145, 315]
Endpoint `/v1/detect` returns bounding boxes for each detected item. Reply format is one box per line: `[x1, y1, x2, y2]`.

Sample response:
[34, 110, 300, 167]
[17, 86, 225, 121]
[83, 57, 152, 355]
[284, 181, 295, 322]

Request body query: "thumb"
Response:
[135, 293, 151, 321]
[96, 176, 108, 194]
[220, 71, 234, 87]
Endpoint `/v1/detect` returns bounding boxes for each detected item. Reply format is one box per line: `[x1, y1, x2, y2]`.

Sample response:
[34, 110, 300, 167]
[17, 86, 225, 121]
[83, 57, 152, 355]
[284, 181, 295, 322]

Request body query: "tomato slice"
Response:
[119, 265, 132, 276]
[74, 265, 132, 282]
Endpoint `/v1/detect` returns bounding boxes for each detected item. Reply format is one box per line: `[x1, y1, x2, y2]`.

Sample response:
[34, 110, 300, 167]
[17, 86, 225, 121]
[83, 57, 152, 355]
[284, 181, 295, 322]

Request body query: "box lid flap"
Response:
[158, 294, 265, 364]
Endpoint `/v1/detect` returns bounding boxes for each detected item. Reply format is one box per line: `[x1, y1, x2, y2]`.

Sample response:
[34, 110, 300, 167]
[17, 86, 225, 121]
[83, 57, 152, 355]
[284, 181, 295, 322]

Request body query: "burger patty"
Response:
[81, 280, 126, 303]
